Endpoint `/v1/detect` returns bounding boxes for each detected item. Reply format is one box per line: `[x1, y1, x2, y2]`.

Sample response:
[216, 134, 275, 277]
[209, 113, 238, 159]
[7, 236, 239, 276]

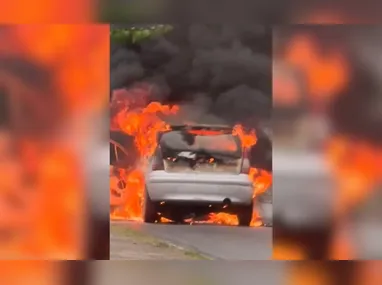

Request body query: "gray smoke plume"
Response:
[110, 24, 271, 126]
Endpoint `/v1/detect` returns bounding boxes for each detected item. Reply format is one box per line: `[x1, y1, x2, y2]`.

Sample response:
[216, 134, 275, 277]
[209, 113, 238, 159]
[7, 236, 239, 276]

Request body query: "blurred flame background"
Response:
[1, 1, 382, 285]
[0, 24, 108, 283]
[273, 25, 382, 260]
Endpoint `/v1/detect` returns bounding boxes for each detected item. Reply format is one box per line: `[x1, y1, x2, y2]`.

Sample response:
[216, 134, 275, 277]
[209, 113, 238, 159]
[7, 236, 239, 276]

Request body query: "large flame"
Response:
[110, 94, 179, 220]
[110, 93, 272, 227]
[117, 102, 179, 158]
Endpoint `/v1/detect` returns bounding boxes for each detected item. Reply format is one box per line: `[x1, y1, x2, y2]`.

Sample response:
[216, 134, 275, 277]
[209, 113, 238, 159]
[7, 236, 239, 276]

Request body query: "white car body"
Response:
[143, 125, 255, 225]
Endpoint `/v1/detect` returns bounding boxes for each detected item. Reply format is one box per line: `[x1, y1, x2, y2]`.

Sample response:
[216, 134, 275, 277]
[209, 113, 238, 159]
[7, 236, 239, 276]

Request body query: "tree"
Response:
[110, 25, 173, 44]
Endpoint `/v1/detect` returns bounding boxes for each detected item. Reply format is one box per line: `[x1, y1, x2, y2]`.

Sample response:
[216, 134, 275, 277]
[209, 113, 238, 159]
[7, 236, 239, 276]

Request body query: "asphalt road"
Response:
[112, 221, 272, 260]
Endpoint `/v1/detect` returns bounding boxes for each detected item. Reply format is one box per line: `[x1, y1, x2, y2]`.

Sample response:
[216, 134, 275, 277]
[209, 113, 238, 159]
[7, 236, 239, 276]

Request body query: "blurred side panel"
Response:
[1, 261, 381, 285]
[0, 25, 109, 259]
[89, 260, 381, 285]
[286, 261, 382, 285]
[0, 261, 90, 285]
[91, 261, 285, 285]
[273, 25, 382, 259]
[0, 261, 61, 285]
[286, 261, 357, 285]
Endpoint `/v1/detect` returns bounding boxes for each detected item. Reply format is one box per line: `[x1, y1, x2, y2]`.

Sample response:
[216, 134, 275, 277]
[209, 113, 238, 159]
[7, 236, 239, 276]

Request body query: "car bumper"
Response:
[146, 171, 253, 205]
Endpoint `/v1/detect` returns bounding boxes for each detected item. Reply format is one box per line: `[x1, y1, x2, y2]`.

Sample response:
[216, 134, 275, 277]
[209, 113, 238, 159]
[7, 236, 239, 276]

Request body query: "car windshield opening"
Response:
[159, 130, 243, 173]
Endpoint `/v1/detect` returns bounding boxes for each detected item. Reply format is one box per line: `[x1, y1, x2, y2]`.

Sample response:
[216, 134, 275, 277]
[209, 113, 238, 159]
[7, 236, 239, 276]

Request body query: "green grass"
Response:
[184, 250, 211, 260]
[110, 25, 173, 44]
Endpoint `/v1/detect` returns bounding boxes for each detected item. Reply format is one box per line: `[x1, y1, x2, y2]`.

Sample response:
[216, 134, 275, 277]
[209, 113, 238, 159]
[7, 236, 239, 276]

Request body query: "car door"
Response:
[110, 139, 130, 207]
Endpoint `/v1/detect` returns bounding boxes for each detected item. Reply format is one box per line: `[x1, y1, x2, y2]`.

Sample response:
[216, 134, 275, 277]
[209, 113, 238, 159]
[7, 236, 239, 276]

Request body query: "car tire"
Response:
[237, 204, 253, 227]
[143, 188, 159, 223]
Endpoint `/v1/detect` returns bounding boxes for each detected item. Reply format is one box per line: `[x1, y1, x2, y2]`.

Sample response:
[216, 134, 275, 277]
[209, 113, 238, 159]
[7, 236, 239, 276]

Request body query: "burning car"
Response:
[143, 124, 255, 226]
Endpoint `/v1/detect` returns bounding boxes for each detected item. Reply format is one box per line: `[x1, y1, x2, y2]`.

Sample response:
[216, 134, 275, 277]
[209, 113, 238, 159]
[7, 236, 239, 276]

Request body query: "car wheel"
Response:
[237, 204, 253, 227]
[143, 188, 159, 223]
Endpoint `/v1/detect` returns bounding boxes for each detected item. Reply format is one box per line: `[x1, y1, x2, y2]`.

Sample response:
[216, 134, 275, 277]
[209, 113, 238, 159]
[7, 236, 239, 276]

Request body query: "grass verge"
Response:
[110, 224, 212, 260]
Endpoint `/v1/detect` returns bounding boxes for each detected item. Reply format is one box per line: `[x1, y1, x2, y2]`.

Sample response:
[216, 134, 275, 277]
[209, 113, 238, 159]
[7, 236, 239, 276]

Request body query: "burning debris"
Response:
[110, 24, 272, 226]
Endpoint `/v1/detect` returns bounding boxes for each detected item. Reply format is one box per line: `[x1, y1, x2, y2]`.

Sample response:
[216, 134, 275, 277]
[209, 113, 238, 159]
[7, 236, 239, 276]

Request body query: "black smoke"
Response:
[111, 24, 271, 123]
[110, 24, 272, 171]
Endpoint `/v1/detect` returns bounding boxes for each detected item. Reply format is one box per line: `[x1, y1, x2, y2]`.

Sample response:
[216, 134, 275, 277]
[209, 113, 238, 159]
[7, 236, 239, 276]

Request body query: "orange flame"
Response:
[110, 169, 145, 221]
[249, 168, 272, 197]
[117, 102, 179, 158]
[232, 124, 257, 147]
[110, 96, 179, 219]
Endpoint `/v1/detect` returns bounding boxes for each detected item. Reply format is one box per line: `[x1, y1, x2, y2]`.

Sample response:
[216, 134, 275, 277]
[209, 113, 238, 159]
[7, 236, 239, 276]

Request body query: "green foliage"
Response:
[110, 25, 173, 44]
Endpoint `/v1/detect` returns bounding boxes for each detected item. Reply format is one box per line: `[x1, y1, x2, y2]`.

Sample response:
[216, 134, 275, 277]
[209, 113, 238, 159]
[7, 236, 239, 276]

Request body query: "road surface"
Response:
[111, 221, 272, 260]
